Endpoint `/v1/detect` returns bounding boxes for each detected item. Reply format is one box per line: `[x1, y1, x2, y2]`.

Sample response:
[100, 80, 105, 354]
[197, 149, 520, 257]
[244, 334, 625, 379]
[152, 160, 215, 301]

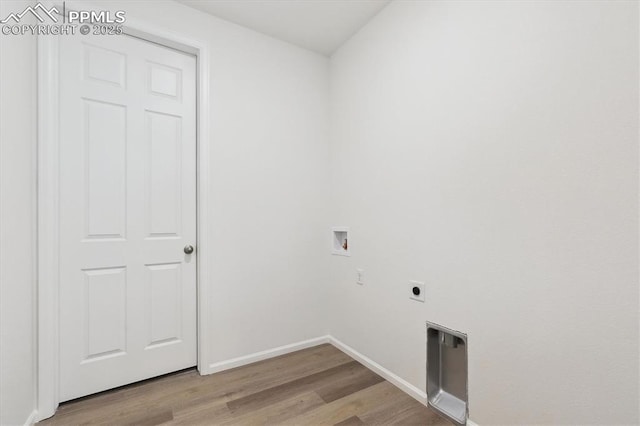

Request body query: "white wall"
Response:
[0, 1, 37, 425]
[2, 1, 638, 424]
[328, 1, 639, 424]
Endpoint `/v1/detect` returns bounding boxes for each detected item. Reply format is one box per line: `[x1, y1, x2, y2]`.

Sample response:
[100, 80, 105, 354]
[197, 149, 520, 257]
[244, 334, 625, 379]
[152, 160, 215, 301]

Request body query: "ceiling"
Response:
[175, 0, 391, 56]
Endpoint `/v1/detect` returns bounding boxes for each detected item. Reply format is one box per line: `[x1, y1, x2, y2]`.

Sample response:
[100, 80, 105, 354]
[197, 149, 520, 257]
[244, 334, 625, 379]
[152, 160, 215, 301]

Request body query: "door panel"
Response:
[59, 32, 197, 402]
[146, 111, 182, 237]
[83, 44, 126, 87]
[83, 99, 127, 240]
[82, 267, 127, 362]
[146, 262, 182, 348]
[148, 62, 182, 99]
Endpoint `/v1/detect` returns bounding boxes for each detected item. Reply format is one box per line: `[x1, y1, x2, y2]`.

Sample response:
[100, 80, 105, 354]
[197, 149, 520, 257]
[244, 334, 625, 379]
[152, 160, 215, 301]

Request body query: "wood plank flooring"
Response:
[39, 344, 451, 426]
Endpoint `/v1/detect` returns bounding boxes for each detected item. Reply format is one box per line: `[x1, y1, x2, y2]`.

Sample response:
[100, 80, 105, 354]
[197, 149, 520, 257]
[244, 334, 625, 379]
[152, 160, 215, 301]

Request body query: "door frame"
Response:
[36, 2, 213, 420]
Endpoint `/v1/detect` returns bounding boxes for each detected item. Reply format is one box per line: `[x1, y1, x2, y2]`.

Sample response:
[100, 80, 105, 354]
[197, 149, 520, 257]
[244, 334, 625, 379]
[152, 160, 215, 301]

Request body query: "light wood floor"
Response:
[39, 344, 451, 425]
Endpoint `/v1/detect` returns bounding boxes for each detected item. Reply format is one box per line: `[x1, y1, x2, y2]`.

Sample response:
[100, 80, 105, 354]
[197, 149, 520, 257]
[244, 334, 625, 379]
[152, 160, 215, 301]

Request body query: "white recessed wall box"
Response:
[332, 227, 350, 256]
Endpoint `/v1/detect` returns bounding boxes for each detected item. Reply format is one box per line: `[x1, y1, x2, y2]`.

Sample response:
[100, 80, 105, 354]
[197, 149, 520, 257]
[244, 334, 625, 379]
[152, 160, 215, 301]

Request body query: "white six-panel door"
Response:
[58, 32, 197, 401]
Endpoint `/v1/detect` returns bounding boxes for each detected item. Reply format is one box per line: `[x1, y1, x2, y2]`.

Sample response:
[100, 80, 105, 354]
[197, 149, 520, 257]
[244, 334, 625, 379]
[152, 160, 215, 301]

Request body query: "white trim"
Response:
[36, 27, 60, 421]
[328, 337, 428, 404]
[207, 335, 479, 425]
[328, 336, 479, 426]
[207, 336, 331, 373]
[36, 2, 213, 419]
[23, 409, 38, 426]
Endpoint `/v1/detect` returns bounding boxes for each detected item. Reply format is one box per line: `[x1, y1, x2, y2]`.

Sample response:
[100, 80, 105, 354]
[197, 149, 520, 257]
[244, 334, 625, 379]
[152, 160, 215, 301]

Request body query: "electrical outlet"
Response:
[409, 280, 425, 302]
[356, 269, 364, 285]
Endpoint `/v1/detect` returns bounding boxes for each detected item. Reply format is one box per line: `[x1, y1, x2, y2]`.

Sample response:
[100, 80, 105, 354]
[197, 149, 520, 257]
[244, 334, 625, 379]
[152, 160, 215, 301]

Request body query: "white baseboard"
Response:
[204, 334, 478, 425]
[328, 336, 479, 426]
[23, 409, 38, 426]
[207, 335, 330, 373]
[328, 336, 428, 405]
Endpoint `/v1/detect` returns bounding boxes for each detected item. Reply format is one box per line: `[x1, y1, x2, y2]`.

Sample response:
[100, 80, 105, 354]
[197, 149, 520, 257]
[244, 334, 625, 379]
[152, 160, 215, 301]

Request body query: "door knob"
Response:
[184, 245, 194, 254]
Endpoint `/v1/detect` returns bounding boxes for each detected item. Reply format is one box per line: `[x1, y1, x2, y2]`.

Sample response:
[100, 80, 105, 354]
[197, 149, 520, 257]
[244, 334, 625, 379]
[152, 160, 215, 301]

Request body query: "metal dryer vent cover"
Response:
[426, 322, 468, 425]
